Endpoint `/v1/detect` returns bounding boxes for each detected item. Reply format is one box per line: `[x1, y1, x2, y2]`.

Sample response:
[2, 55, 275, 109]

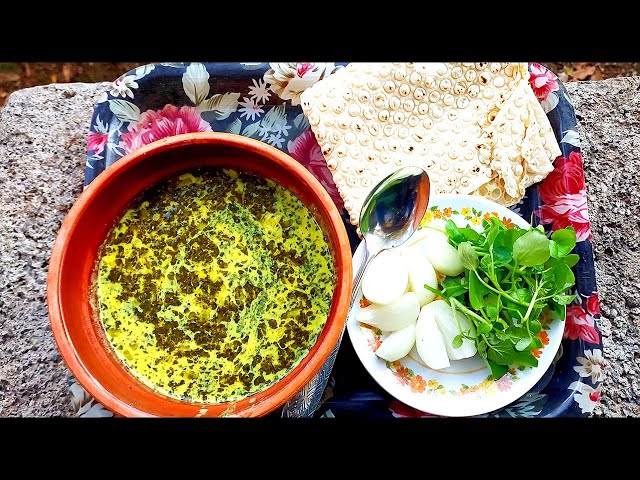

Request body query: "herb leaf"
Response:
[445, 219, 467, 244]
[469, 271, 490, 310]
[563, 253, 580, 268]
[459, 227, 482, 243]
[553, 293, 576, 305]
[515, 337, 532, 351]
[439, 276, 468, 298]
[549, 227, 577, 259]
[492, 228, 522, 265]
[458, 242, 479, 271]
[439, 217, 577, 379]
[512, 229, 551, 266]
[488, 360, 509, 379]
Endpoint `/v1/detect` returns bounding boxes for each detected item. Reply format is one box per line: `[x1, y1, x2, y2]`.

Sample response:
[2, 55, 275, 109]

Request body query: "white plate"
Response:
[346, 194, 564, 417]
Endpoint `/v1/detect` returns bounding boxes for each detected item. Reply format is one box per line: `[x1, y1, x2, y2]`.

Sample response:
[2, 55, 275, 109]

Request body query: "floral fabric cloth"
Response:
[83, 62, 604, 417]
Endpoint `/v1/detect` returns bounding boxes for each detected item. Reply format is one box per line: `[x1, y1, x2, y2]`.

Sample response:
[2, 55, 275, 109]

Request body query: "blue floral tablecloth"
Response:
[77, 62, 604, 418]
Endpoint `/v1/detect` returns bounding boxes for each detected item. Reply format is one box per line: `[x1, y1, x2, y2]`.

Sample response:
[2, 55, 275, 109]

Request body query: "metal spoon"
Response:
[282, 166, 430, 417]
[349, 166, 431, 309]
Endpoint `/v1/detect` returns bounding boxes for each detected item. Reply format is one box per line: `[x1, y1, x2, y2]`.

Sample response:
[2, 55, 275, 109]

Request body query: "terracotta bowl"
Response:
[47, 132, 352, 417]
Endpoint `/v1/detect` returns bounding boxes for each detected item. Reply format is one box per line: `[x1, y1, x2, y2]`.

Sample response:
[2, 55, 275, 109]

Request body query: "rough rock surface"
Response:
[0, 83, 110, 417]
[566, 77, 640, 416]
[0, 78, 638, 417]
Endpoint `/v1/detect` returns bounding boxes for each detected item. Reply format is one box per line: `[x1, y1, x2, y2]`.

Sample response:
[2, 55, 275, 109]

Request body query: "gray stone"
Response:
[565, 77, 640, 417]
[0, 83, 110, 417]
[0, 77, 638, 417]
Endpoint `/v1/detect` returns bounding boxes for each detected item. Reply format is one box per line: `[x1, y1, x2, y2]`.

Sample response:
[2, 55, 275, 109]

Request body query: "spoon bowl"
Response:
[350, 166, 431, 309]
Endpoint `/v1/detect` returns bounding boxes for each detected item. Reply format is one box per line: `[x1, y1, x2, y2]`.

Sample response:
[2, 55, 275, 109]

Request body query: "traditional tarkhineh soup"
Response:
[92, 168, 336, 404]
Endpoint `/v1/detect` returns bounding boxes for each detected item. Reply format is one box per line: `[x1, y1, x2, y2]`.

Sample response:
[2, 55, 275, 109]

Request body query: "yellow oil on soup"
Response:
[95, 168, 336, 403]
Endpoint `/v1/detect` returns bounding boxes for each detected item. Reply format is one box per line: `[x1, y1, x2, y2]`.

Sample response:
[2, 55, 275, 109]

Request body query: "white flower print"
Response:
[258, 123, 271, 139]
[240, 62, 265, 70]
[108, 75, 139, 99]
[248, 78, 271, 103]
[263, 62, 340, 106]
[132, 64, 155, 80]
[568, 381, 601, 414]
[509, 201, 523, 217]
[573, 348, 606, 383]
[273, 123, 292, 137]
[238, 97, 264, 121]
[93, 115, 109, 134]
[267, 132, 285, 148]
[494, 393, 547, 418]
[540, 91, 559, 113]
[70, 380, 114, 418]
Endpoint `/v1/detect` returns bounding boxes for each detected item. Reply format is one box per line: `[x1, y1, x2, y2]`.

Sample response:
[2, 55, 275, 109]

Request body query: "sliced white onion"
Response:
[425, 300, 477, 360]
[375, 323, 416, 362]
[400, 247, 438, 307]
[356, 292, 420, 331]
[411, 234, 464, 277]
[361, 249, 408, 305]
[415, 303, 451, 370]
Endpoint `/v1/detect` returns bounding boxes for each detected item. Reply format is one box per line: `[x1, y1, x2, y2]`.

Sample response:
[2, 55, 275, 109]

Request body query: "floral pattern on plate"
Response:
[364, 325, 553, 400]
[84, 62, 604, 417]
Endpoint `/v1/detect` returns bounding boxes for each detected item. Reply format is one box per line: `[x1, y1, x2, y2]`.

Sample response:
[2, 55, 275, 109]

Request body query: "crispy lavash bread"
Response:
[299, 62, 561, 225]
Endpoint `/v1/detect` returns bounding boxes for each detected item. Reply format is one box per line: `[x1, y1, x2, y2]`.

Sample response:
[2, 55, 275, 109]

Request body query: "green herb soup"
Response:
[94, 168, 336, 403]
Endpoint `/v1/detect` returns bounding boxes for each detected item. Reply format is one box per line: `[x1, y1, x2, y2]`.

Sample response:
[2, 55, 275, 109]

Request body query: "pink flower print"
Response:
[119, 104, 211, 154]
[529, 63, 560, 101]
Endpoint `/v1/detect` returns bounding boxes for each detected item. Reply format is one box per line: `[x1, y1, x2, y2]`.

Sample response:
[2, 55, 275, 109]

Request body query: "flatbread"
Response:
[300, 62, 561, 225]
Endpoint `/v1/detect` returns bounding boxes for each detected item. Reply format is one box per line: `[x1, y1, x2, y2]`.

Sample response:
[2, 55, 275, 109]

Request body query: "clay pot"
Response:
[47, 132, 352, 417]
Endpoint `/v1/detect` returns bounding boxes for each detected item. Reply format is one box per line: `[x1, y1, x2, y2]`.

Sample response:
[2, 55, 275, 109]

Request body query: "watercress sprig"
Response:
[425, 217, 577, 379]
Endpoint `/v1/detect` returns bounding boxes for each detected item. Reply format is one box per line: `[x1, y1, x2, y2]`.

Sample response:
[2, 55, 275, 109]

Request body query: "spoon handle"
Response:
[349, 248, 376, 311]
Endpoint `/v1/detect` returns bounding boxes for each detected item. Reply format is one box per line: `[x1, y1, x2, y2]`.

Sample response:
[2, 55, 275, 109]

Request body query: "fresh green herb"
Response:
[432, 218, 577, 379]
